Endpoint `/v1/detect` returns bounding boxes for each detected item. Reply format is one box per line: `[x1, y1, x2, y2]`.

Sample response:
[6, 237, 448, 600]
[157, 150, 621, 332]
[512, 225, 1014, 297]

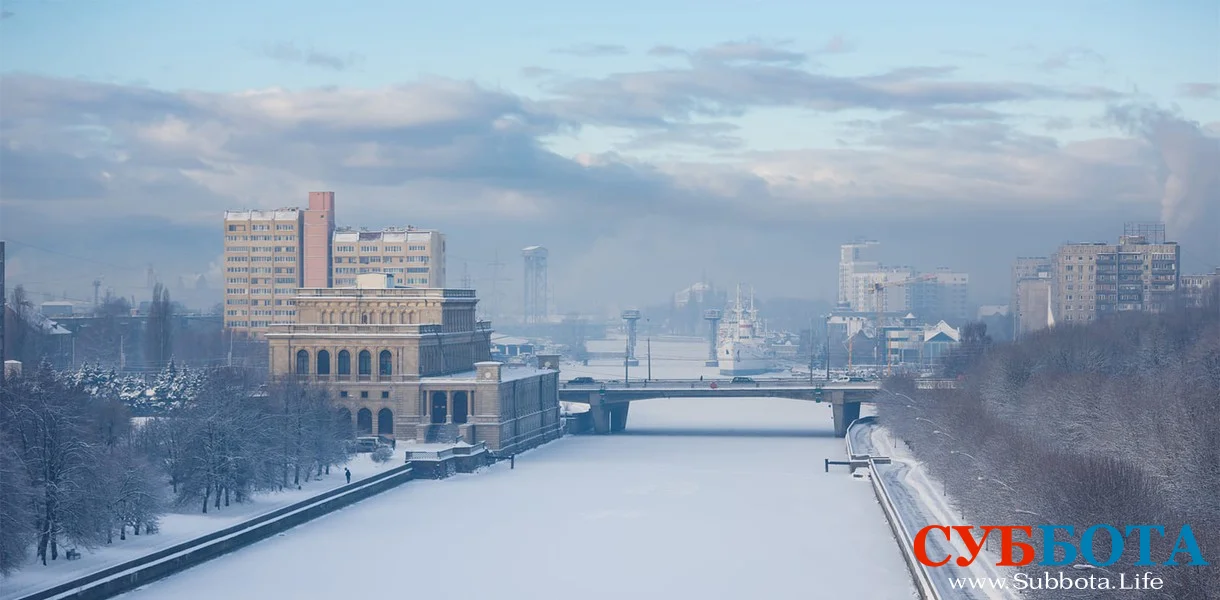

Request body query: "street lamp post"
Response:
[646, 318, 652, 382]
[824, 315, 832, 380]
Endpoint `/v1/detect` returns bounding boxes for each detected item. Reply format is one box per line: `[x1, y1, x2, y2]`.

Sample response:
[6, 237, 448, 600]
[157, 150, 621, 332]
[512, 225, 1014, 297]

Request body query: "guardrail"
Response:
[560, 379, 884, 390]
[845, 417, 940, 600]
[18, 464, 415, 600]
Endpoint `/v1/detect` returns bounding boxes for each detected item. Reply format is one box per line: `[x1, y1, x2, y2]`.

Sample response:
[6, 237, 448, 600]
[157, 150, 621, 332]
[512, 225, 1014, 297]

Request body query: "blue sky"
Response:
[1, 0, 1217, 310]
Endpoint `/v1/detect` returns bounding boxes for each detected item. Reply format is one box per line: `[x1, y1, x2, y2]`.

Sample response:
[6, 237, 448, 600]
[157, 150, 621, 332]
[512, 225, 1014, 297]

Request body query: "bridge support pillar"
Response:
[588, 393, 611, 434]
[609, 404, 630, 432]
[830, 392, 860, 438]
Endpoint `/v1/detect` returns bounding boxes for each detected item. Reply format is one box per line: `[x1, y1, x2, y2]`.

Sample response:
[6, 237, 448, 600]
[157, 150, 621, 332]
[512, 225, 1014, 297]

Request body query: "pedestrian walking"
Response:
[344, 468, 351, 484]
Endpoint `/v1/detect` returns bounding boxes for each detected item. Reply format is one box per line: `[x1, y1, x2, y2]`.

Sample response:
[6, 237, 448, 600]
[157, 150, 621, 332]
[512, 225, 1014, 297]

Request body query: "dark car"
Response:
[568, 376, 597, 385]
[731, 376, 755, 384]
[847, 376, 867, 382]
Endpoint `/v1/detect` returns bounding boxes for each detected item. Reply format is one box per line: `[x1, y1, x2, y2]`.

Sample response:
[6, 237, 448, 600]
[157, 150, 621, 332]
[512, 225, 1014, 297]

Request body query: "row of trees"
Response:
[0, 363, 354, 575]
[878, 290, 1219, 599]
[7, 285, 267, 373]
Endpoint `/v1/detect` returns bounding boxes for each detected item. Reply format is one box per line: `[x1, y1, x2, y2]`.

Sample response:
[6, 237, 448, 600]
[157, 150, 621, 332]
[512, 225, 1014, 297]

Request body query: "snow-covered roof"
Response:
[9, 305, 71, 335]
[922, 320, 960, 343]
[491, 334, 532, 346]
[334, 232, 359, 242]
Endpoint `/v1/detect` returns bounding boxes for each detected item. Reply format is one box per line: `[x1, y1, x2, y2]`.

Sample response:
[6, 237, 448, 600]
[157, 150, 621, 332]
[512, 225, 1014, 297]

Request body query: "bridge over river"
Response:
[559, 378, 958, 436]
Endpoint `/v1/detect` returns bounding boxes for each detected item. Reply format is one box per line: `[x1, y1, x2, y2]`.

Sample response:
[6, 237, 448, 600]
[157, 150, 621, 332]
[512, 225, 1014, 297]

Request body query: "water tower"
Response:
[703, 309, 722, 367]
[621, 309, 641, 366]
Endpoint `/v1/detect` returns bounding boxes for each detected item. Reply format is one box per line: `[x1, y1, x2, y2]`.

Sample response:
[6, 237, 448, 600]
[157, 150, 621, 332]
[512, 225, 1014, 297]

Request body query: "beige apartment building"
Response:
[264, 274, 561, 452]
[331, 227, 446, 288]
[223, 192, 336, 336]
[1051, 233, 1179, 325]
[223, 208, 305, 332]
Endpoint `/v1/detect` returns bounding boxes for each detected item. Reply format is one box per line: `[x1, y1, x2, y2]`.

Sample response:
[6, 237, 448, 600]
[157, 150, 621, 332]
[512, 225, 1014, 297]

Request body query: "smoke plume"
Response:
[1108, 104, 1220, 269]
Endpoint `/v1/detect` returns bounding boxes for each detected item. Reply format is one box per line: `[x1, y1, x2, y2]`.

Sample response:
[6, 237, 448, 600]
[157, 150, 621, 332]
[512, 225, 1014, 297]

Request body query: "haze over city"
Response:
[1, 0, 1217, 313]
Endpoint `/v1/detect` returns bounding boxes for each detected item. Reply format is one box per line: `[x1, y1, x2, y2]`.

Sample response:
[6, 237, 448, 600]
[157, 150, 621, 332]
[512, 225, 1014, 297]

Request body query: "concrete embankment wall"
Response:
[21, 464, 417, 600]
[845, 417, 940, 600]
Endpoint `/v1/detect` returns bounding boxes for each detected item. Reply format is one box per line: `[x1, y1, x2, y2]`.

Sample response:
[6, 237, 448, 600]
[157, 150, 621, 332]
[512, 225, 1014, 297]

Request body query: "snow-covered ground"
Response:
[0, 454, 397, 600]
[115, 397, 916, 600]
[851, 421, 1021, 600]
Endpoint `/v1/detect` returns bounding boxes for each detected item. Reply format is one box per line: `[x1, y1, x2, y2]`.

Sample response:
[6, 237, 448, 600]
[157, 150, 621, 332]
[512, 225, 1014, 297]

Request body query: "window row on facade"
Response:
[296, 348, 393, 377]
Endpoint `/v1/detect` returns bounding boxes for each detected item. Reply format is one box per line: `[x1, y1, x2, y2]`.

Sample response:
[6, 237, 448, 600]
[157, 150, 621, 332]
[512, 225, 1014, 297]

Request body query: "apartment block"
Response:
[838, 241, 880, 309]
[223, 208, 305, 332]
[331, 227, 446, 288]
[849, 266, 916, 313]
[907, 268, 970, 326]
[1181, 268, 1220, 307]
[1052, 231, 1180, 324]
[1015, 274, 1052, 337]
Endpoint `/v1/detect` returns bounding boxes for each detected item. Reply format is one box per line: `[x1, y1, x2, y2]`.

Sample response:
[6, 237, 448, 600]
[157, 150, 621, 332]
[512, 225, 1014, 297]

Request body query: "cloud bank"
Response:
[1, 40, 1215, 313]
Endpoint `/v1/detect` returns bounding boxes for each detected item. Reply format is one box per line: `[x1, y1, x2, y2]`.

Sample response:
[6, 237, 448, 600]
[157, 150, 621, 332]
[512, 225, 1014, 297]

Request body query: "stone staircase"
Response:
[424, 423, 460, 443]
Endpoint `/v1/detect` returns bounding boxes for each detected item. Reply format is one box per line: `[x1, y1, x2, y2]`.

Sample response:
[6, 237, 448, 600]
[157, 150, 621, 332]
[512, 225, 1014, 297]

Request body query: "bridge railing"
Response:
[560, 378, 883, 390]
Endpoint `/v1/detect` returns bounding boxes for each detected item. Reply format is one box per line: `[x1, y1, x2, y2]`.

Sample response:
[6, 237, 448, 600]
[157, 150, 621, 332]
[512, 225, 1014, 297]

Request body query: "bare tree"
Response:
[0, 430, 36, 575]
[144, 283, 173, 370]
[879, 300, 1220, 599]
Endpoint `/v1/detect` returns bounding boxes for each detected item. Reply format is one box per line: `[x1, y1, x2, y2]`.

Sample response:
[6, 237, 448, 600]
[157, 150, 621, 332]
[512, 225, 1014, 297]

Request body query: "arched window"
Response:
[377, 408, 393, 435]
[357, 408, 373, 435]
[337, 350, 351, 375]
[361, 313, 369, 324]
[358, 350, 372, 376]
[317, 350, 331, 375]
[379, 350, 392, 377]
[295, 349, 309, 374]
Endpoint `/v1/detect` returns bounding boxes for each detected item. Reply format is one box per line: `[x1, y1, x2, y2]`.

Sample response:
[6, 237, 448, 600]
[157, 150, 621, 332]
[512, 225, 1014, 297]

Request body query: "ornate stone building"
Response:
[266, 274, 561, 452]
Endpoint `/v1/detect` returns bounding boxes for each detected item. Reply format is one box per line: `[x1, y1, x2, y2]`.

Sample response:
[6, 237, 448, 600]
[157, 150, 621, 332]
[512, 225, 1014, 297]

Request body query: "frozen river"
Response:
[118, 340, 916, 600]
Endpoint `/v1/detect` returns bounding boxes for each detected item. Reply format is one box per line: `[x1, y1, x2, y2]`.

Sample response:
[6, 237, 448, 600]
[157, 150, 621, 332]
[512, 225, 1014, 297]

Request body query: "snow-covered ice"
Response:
[114, 396, 917, 600]
[0, 454, 396, 600]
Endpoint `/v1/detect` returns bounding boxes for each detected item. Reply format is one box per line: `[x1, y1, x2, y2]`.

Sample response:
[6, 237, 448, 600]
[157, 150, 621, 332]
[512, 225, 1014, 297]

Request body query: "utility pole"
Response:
[646, 318, 652, 381]
[808, 316, 814, 384]
[623, 334, 629, 386]
[825, 315, 831, 380]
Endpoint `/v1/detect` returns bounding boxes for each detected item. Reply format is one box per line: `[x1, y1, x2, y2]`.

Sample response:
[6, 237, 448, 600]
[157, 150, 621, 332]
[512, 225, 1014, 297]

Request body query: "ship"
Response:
[718, 286, 776, 376]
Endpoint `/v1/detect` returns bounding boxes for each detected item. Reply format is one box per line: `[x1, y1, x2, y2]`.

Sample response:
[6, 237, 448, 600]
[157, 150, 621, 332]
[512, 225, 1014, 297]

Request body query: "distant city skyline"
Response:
[2, 1, 1217, 310]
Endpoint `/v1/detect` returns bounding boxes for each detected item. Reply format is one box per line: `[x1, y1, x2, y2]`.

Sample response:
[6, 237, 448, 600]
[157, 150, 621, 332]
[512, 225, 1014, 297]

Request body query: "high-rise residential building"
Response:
[223, 208, 305, 333]
[1011, 257, 1052, 338]
[223, 191, 337, 336]
[850, 266, 916, 313]
[838, 241, 879, 309]
[1051, 225, 1180, 324]
[1014, 271, 1053, 338]
[303, 192, 335, 288]
[331, 227, 446, 288]
[907, 268, 970, 326]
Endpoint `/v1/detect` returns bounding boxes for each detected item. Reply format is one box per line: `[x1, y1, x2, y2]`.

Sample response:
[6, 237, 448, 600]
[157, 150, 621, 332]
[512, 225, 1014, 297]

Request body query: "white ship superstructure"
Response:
[718, 286, 776, 376]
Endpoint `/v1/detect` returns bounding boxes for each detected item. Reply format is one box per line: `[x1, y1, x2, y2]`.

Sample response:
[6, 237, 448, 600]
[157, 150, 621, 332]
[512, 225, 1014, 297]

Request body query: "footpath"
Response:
[848, 418, 1021, 600]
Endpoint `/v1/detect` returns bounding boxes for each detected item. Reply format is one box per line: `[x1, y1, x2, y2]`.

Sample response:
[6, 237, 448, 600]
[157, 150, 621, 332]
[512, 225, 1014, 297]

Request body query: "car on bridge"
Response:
[567, 376, 597, 385]
[730, 376, 755, 384]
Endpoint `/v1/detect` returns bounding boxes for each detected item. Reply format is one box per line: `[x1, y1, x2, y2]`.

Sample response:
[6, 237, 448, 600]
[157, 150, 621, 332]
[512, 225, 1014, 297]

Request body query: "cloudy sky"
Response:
[1, 0, 1217, 316]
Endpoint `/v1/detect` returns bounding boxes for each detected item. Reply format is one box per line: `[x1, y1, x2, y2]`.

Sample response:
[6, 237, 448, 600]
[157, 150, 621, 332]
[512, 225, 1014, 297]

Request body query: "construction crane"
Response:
[864, 273, 936, 375]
